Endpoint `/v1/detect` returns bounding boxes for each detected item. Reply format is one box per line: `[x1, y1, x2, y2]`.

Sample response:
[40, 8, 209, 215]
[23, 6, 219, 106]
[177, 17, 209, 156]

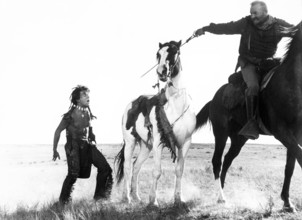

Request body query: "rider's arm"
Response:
[203, 17, 247, 35]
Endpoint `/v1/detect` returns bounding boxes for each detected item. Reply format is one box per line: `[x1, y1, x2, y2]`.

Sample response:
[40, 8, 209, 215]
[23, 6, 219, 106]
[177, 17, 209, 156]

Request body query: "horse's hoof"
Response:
[131, 195, 141, 203]
[146, 202, 159, 210]
[50, 201, 66, 211]
[149, 197, 159, 207]
[174, 201, 189, 213]
[283, 205, 296, 213]
[217, 198, 226, 204]
[133, 198, 142, 204]
[174, 200, 184, 206]
[120, 197, 132, 204]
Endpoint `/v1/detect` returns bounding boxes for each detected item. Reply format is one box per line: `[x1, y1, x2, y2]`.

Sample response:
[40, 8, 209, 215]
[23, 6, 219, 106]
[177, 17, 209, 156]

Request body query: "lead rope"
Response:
[170, 105, 190, 128]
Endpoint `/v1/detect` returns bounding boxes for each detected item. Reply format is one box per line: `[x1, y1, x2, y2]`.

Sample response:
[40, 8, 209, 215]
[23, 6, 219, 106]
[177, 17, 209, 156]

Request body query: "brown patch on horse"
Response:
[126, 95, 149, 130]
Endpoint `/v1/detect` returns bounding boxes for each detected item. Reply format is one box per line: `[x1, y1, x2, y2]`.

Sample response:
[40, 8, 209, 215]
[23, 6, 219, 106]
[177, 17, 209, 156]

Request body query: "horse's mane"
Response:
[282, 21, 302, 63]
[161, 41, 180, 48]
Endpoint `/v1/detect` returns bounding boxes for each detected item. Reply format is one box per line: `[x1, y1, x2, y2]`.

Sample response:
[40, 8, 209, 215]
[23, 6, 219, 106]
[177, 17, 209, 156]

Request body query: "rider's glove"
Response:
[194, 28, 205, 37]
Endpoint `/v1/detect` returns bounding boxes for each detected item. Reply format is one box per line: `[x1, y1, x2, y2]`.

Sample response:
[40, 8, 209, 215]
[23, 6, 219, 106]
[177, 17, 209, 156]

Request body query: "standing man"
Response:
[194, 1, 293, 139]
[53, 85, 113, 205]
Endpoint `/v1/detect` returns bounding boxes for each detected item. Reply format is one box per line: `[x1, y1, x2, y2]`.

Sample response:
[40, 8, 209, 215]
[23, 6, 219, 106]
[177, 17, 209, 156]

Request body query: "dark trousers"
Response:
[238, 57, 261, 96]
[59, 140, 112, 203]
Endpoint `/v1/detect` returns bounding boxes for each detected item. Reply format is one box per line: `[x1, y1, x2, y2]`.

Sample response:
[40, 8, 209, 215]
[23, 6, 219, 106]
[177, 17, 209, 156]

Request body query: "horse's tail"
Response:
[195, 101, 211, 131]
[114, 141, 126, 184]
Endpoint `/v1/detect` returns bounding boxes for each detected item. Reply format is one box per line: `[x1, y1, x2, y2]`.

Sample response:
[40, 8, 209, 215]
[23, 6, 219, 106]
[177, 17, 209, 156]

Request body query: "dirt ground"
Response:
[1, 142, 302, 215]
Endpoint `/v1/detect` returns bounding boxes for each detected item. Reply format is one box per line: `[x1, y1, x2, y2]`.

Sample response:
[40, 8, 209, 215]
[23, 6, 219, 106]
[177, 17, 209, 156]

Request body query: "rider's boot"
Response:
[238, 95, 259, 140]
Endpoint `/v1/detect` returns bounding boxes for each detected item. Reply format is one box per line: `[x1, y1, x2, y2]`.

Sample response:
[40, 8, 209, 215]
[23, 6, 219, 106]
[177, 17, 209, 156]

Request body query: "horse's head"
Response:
[156, 40, 182, 82]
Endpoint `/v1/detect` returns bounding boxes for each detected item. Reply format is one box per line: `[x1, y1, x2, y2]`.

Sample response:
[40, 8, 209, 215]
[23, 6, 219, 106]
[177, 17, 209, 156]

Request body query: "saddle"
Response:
[228, 58, 281, 88]
[224, 58, 281, 135]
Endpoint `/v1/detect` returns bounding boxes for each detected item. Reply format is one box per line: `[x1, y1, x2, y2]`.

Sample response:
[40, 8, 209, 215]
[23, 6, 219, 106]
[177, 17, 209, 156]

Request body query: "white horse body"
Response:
[123, 87, 195, 145]
[116, 41, 196, 205]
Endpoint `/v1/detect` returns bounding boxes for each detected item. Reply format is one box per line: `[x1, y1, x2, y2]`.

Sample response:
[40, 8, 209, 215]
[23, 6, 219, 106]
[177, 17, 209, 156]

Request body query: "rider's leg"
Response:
[238, 60, 261, 140]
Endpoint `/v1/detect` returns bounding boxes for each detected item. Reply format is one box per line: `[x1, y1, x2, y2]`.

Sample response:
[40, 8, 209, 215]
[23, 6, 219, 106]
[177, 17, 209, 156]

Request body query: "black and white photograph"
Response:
[0, 0, 302, 219]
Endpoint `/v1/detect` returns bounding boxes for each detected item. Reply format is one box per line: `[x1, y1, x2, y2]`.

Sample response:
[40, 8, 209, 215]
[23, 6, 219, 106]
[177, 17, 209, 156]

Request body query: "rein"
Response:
[167, 51, 181, 78]
[152, 54, 180, 92]
[170, 104, 190, 128]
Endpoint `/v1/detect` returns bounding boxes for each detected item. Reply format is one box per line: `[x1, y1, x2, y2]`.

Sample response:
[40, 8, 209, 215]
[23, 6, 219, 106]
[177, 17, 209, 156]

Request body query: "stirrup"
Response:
[238, 119, 259, 140]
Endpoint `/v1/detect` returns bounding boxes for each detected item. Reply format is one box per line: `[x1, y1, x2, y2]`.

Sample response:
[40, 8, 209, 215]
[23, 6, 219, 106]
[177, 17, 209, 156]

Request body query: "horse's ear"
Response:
[159, 43, 163, 48]
[177, 40, 182, 48]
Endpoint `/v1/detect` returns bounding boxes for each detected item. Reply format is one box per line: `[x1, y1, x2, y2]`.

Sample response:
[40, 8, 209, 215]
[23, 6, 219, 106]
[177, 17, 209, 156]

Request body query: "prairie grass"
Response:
[1, 143, 302, 219]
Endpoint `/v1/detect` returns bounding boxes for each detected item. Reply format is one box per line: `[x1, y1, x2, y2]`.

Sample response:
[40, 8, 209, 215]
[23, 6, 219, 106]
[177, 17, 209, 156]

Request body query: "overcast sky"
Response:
[0, 0, 301, 145]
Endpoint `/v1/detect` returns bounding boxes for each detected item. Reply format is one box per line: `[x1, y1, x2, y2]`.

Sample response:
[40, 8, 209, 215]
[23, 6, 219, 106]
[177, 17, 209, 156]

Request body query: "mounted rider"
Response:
[194, 1, 293, 140]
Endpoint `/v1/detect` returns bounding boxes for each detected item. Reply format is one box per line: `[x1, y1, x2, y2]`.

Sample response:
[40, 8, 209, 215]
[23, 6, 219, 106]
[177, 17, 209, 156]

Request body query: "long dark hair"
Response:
[65, 85, 96, 119]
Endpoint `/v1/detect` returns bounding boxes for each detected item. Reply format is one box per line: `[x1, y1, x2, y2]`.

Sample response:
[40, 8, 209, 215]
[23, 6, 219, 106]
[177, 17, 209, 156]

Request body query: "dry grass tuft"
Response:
[2, 143, 302, 219]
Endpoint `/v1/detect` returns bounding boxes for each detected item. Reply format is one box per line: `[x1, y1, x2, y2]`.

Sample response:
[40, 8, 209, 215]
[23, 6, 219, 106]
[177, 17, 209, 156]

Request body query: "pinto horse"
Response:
[196, 21, 302, 212]
[115, 41, 196, 205]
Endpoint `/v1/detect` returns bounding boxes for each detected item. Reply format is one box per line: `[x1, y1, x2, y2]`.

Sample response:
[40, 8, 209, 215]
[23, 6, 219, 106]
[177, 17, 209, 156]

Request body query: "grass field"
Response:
[1, 143, 302, 219]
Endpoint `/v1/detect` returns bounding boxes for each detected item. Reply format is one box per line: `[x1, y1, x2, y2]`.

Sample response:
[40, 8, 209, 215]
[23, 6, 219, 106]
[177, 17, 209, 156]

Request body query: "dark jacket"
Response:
[203, 16, 293, 61]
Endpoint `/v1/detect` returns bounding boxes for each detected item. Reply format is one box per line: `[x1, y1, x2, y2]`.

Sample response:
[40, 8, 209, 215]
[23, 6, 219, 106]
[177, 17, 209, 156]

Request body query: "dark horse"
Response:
[196, 21, 302, 212]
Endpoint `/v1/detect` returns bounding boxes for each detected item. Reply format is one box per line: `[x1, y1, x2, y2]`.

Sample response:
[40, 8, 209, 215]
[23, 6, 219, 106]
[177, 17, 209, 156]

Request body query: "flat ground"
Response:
[1, 143, 302, 219]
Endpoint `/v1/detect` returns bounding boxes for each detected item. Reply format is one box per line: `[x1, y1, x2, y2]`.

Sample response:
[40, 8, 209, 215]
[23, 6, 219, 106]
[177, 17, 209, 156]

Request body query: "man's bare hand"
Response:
[53, 150, 61, 161]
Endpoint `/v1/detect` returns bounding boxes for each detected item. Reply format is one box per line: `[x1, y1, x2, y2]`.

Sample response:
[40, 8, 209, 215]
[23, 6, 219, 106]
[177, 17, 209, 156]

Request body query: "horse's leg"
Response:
[211, 126, 228, 203]
[122, 137, 136, 203]
[220, 135, 247, 188]
[149, 136, 162, 206]
[130, 140, 152, 202]
[174, 138, 191, 205]
[280, 150, 296, 212]
[275, 129, 302, 212]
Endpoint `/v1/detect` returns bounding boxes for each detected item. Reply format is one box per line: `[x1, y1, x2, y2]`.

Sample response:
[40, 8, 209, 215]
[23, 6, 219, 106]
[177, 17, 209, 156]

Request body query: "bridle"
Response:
[140, 35, 195, 78]
[157, 44, 191, 127]
[157, 45, 181, 82]
[167, 50, 181, 79]
[152, 45, 182, 91]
